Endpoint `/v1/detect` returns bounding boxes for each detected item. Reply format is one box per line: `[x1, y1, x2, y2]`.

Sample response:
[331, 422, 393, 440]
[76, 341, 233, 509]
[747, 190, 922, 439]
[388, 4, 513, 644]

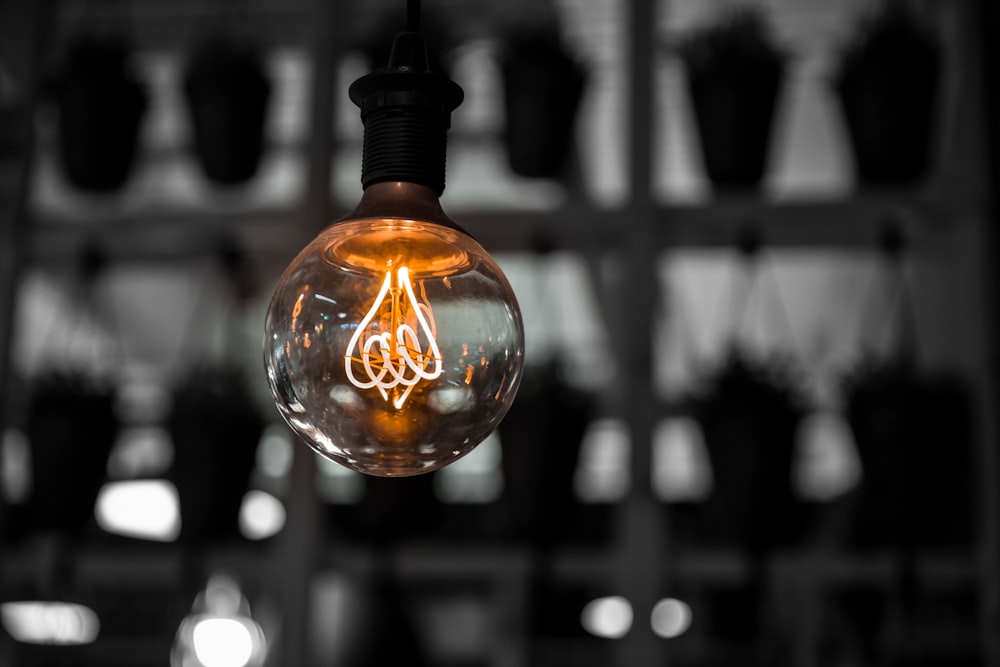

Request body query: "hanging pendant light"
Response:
[263, 2, 524, 477]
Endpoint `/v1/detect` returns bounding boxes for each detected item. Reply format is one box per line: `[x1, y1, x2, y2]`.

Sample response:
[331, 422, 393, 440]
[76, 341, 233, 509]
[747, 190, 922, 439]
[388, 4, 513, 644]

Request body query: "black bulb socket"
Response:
[349, 32, 464, 196]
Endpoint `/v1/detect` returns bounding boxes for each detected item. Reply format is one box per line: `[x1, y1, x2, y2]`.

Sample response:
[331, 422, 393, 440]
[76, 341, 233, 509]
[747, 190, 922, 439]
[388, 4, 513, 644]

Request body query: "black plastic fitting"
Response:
[349, 32, 464, 195]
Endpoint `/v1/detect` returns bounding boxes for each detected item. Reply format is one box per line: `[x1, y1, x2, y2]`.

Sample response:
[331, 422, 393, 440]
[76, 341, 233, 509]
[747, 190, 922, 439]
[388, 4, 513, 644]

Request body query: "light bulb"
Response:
[263, 31, 524, 477]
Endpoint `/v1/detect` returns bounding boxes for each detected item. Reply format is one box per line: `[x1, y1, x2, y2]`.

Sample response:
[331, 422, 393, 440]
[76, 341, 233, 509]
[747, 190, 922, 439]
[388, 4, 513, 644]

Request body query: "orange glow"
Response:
[323, 221, 471, 277]
[370, 407, 422, 445]
[291, 293, 304, 328]
[344, 266, 443, 409]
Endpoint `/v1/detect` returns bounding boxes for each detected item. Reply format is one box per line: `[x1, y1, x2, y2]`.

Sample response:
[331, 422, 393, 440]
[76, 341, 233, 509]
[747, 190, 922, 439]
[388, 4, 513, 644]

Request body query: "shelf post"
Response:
[0, 0, 54, 536]
[272, 1, 346, 665]
[614, 0, 665, 664]
[973, 1, 1000, 664]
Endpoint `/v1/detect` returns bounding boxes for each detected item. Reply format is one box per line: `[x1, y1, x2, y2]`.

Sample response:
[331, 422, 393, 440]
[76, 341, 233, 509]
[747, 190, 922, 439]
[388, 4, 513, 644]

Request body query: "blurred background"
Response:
[0, 0, 997, 665]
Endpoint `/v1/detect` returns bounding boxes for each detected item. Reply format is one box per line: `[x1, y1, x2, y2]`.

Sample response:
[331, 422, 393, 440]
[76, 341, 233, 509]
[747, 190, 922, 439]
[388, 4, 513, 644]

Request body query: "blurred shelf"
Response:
[306, 540, 983, 588]
[49, 0, 316, 50]
[27, 205, 314, 265]
[24, 192, 958, 263]
[655, 194, 959, 249]
[673, 548, 980, 587]
[0, 536, 282, 588]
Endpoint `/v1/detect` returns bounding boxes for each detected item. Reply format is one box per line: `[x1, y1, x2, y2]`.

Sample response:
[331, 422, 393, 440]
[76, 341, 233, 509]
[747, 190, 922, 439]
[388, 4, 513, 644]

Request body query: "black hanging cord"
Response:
[407, 0, 421, 32]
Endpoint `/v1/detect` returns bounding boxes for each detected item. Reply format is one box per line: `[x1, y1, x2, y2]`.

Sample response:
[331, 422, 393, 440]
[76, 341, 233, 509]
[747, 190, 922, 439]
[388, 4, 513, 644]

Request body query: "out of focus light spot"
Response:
[580, 596, 632, 639]
[1, 601, 100, 645]
[435, 431, 503, 503]
[95, 479, 180, 541]
[256, 425, 294, 479]
[575, 419, 630, 502]
[651, 598, 692, 638]
[794, 411, 861, 501]
[239, 490, 285, 540]
[172, 574, 266, 667]
[652, 418, 712, 501]
[193, 618, 255, 667]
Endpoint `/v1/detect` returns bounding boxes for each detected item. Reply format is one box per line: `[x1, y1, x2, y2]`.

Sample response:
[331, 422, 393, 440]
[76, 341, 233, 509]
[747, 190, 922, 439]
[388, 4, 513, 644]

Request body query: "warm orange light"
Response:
[345, 265, 443, 409]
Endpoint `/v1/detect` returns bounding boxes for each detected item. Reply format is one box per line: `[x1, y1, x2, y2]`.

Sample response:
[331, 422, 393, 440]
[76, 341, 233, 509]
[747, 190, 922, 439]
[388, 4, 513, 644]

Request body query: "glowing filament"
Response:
[345, 266, 443, 408]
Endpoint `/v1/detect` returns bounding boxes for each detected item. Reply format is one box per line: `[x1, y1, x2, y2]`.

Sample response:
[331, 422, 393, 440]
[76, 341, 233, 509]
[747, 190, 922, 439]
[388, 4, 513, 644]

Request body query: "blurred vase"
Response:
[500, 25, 586, 179]
[183, 30, 272, 186]
[51, 32, 147, 193]
[498, 360, 595, 546]
[843, 357, 974, 549]
[167, 365, 265, 544]
[678, 7, 786, 190]
[833, 6, 941, 187]
[691, 349, 808, 550]
[24, 371, 118, 537]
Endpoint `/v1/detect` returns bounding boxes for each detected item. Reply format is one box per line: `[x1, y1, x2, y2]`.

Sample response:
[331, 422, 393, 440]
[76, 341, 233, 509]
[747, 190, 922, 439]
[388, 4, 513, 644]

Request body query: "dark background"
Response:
[0, 0, 997, 665]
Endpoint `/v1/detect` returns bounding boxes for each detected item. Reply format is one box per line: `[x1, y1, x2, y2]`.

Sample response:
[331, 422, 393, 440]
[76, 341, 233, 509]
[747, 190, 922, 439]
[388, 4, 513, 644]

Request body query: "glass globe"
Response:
[264, 182, 524, 477]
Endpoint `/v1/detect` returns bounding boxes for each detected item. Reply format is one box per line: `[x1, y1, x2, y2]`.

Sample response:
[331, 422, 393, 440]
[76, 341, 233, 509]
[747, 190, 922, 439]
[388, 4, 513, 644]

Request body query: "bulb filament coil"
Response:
[345, 266, 443, 408]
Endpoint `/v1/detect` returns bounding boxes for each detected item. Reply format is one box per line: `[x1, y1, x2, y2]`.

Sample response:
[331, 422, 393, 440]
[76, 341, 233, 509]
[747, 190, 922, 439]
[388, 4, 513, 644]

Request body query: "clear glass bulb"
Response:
[264, 182, 524, 476]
